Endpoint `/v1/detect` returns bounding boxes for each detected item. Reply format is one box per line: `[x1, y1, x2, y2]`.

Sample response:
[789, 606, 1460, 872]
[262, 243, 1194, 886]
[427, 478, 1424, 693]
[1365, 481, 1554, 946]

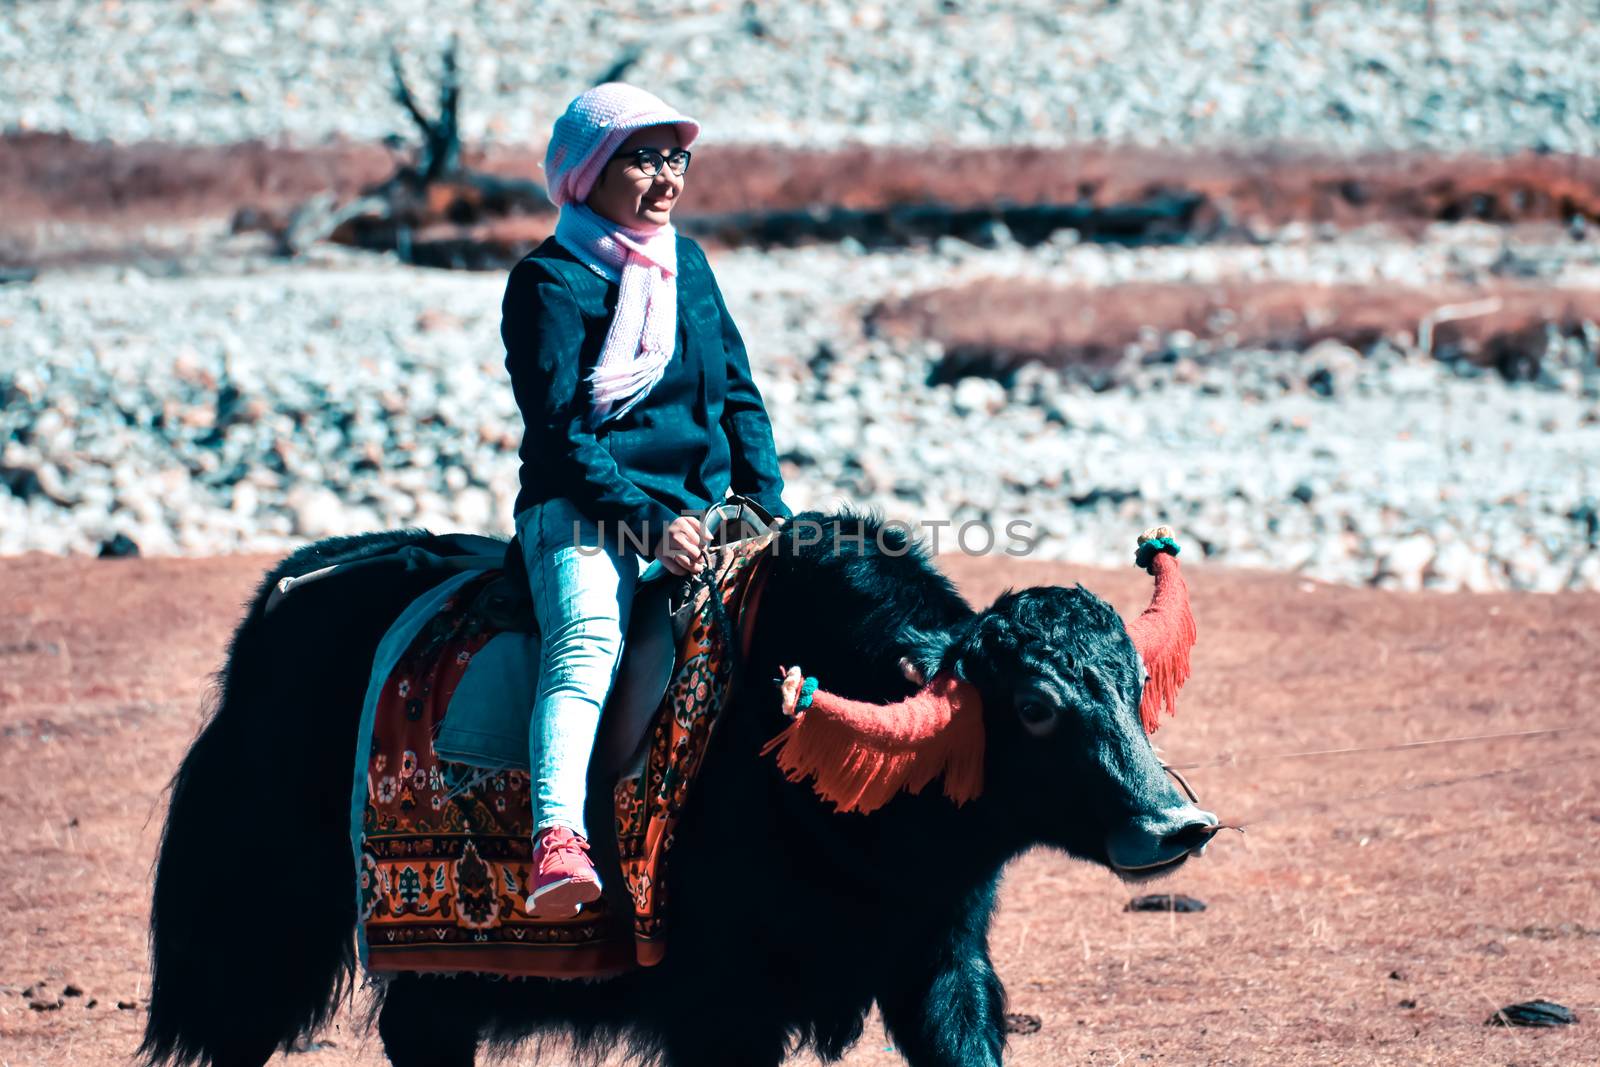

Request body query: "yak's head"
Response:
[760, 521, 1217, 879]
[932, 581, 1217, 879]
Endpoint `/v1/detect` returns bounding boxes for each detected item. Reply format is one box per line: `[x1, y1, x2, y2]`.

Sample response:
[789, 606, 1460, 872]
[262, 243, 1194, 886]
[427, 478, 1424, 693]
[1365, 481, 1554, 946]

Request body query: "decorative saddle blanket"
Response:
[350, 530, 777, 978]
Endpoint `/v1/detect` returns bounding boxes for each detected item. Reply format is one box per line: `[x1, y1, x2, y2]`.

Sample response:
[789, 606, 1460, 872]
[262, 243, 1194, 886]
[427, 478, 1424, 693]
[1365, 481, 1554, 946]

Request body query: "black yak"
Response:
[141, 509, 1216, 1067]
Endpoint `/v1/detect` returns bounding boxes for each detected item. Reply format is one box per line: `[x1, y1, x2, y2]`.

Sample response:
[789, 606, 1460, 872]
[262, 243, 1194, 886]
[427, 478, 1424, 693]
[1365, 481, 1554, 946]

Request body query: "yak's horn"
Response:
[760, 669, 984, 815]
[1126, 526, 1197, 735]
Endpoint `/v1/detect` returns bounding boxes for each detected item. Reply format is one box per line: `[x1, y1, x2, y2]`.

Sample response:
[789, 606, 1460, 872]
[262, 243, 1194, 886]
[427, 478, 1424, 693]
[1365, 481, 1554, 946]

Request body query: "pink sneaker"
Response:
[525, 826, 602, 918]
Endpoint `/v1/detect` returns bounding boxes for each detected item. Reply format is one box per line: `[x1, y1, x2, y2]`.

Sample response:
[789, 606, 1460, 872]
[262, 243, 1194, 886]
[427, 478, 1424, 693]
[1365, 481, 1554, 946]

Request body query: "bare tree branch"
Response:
[388, 48, 433, 139]
[593, 43, 644, 87]
[389, 38, 464, 183]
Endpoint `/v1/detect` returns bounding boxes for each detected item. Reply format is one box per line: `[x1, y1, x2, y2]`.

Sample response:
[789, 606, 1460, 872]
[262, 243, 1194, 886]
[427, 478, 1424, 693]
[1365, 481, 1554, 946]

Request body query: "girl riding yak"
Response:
[505, 83, 791, 917]
[141, 82, 1220, 1067]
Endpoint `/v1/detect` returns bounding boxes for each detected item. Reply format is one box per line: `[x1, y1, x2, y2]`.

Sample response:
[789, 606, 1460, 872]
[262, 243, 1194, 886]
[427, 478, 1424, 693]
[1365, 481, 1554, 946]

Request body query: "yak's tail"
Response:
[141, 530, 443, 1066]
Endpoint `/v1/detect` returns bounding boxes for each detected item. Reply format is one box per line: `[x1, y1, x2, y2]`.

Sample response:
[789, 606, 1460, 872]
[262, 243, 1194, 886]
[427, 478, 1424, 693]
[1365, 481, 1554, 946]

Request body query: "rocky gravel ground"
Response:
[3, 231, 1597, 591]
[4, 0, 1597, 154]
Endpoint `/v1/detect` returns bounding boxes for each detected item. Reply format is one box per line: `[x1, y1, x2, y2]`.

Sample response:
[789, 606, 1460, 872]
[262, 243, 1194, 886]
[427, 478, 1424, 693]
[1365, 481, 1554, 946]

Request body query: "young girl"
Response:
[502, 83, 791, 917]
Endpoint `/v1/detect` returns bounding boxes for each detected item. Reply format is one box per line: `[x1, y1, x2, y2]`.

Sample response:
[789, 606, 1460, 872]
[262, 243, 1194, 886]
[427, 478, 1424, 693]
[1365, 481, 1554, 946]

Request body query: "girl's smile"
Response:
[586, 125, 690, 230]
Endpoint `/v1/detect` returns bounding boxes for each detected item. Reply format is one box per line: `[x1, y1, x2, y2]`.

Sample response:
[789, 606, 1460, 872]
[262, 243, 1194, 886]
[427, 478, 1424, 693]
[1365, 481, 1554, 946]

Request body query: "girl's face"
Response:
[585, 125, 689, 230]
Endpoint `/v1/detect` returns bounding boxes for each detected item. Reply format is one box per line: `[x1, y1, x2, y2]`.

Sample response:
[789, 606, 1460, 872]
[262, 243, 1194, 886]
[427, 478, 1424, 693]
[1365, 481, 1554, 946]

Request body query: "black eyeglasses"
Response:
[615, 147, 692, 178]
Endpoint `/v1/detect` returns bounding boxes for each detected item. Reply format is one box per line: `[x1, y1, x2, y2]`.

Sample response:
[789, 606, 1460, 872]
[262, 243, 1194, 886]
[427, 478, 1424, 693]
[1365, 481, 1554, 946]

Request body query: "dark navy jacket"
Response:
[502, 233, 791, 555]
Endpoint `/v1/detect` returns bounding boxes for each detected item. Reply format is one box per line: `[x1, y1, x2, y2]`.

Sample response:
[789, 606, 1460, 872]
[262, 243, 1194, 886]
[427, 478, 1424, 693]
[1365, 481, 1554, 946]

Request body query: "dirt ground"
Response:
[1, 551, 1595, 1066]
[869, 276, 1600, 379]
[8, 133, 1596, 234]
[7, 132, 1598, 269]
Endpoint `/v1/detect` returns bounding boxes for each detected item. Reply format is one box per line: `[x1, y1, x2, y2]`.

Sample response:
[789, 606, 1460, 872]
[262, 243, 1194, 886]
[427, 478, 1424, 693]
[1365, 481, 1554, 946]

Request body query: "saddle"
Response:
[431, 495, 780, 780]
[350, 495, 783, 977]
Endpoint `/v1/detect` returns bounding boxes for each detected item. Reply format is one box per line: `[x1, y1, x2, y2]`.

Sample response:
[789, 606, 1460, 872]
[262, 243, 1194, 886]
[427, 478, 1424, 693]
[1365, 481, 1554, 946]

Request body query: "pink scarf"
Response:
[552, 201, 678, 428]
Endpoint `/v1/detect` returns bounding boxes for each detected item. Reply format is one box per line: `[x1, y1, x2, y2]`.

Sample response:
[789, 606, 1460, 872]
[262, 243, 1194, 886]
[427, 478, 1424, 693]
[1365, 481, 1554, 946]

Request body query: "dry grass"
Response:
[867, 279, 1600, 380]
[7, 133, 1599, 259]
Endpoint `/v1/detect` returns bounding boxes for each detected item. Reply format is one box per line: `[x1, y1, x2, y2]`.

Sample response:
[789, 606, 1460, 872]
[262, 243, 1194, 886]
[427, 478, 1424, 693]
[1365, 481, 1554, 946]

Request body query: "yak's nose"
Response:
[1161, 815, 1221, 857]
[1105, 805, 1218, 876]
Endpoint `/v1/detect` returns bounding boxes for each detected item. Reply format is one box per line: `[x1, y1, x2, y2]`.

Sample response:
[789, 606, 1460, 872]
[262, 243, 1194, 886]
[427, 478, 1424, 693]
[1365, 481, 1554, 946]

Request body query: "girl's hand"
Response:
[655, 515, 710, 577]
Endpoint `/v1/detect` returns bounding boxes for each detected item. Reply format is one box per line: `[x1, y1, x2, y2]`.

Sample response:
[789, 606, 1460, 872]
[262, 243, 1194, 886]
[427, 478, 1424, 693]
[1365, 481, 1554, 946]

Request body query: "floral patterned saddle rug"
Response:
[351, 530, 776, 978]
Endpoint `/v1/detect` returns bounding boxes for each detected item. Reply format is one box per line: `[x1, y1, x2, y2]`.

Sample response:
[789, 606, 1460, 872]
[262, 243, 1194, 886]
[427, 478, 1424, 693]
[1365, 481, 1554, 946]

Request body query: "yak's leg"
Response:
[660, 1019, 787, 1067]
[377, 975, 481, 1067]
[877, 885, 1007, 1067]
[878, 952, 1006, 1067]
[208, 1035, 278, 1067]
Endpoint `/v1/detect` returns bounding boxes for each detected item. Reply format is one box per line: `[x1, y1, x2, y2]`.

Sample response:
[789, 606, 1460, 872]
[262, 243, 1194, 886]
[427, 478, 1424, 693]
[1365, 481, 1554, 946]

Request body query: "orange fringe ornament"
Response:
[760, 526, 1195, 810]
[759, 669, 985, 815]
[1125, 526, 1197, 734]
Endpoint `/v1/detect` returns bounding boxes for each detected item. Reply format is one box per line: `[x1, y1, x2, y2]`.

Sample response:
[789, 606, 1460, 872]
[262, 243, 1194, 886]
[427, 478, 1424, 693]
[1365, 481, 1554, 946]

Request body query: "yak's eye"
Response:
[1016, 697, 1060, 737]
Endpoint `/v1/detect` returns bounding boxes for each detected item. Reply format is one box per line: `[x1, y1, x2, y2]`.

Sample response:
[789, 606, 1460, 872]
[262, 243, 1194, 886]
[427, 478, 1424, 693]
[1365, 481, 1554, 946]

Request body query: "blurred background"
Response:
[2, 0, 1597, 590]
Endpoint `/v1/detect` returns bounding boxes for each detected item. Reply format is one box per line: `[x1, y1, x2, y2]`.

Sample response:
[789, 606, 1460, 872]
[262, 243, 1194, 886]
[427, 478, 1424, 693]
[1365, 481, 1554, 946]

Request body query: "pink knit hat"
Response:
[542, 83, 702, 208]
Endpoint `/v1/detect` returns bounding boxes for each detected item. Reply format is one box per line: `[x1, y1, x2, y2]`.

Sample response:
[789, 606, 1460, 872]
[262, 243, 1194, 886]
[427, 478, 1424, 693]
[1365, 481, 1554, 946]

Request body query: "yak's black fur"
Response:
[141, 529, 470, 1067]
[142, 508, 1177, 1067]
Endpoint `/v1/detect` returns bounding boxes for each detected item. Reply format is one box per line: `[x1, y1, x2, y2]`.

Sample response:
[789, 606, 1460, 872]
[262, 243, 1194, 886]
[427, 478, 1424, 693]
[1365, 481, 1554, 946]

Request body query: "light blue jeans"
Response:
[515, 497, 647, 840]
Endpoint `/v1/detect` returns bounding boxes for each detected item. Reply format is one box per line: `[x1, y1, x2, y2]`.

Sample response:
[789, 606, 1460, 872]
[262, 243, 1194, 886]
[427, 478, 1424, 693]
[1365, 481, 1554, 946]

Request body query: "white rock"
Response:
[952, 377, 1006, 417]
[286, 486, 346, 539]
[1425, 540, 1497, 592]
[1377, 532, 1435, 592]
[1570, 552, 1600, 591]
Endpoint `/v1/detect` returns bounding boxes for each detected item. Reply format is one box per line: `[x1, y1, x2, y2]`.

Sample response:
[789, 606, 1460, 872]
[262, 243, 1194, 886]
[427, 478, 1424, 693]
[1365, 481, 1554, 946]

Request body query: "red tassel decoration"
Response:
[1125, 526, 1197, 734]
[759, 669, 985, 815]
